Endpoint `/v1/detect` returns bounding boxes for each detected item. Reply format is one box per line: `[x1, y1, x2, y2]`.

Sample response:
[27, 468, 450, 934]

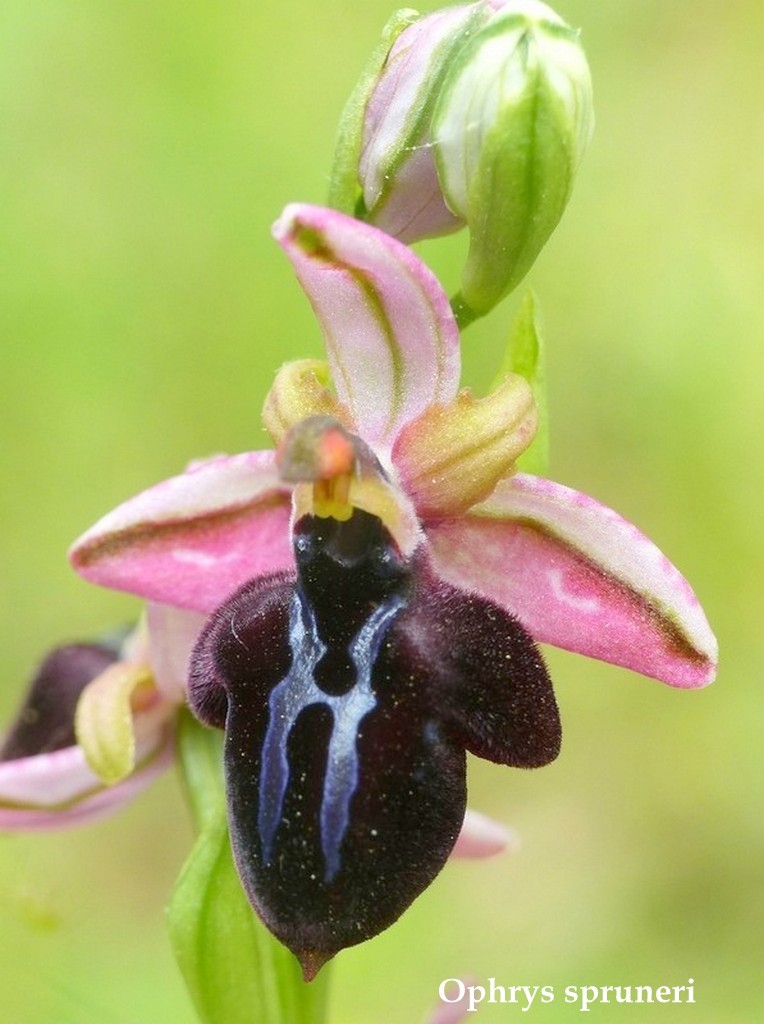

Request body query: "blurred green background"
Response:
[1, 0, 761, 1021]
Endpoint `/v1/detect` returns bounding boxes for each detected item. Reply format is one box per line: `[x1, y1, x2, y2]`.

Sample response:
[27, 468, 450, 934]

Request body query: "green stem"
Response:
[169, 710, 331, 1024]
[176, 709, 225, 832]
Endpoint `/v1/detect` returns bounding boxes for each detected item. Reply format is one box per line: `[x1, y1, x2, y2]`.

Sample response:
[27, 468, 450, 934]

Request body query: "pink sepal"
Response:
[429, 473, 717, 688]
[451, 808, 516, 859]
[70, 451, 293, 614]
[0, 728, 174, 831]
[273, 204, 460, 452]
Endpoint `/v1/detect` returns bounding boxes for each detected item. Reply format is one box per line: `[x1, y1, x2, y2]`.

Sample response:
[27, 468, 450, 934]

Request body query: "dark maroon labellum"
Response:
[1, 641, 121, 762]
[188, 509, 560, 978]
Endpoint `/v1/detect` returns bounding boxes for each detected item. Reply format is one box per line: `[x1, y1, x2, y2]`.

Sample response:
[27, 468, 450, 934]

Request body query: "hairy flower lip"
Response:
[0, 0, 719, 991]
[187, 521, 558, 969]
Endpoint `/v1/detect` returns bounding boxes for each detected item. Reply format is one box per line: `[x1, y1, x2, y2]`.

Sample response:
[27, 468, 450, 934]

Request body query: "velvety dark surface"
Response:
[189, 511, 557, 970]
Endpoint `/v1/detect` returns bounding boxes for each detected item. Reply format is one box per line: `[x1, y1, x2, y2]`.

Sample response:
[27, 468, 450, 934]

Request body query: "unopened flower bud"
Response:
[329, 3, 492, 243]
[356, 4, 488, 241]
[434, 0, 594, 318]
[330, 0, 593, 320]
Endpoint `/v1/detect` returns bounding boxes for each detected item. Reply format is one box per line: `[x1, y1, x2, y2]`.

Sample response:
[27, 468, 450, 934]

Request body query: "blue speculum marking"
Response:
[258, 587, 406, 882]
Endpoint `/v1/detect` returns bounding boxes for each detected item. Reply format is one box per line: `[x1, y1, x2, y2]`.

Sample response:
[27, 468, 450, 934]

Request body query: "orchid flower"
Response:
[33, 204, 712, 979]
[0, 585, 216, 824]
[0, 619, 182, 830]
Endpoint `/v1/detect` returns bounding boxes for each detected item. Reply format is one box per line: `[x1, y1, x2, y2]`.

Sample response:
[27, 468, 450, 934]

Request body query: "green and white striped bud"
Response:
[329, 0, 593, 322]
[433, 0, 594, 320]
[329, 4, 491, 242]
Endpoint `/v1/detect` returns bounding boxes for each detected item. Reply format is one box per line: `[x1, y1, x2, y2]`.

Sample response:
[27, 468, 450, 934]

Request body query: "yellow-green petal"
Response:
[74, 663, 154, 785]
[392, 373, 537, 519]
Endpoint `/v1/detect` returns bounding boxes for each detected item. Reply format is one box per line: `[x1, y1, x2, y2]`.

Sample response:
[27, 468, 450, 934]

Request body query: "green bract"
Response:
[493, 290, 549, 476]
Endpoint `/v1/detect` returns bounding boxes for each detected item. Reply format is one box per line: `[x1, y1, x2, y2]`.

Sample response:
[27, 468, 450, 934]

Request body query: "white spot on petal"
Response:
[547, 567, 601, 613]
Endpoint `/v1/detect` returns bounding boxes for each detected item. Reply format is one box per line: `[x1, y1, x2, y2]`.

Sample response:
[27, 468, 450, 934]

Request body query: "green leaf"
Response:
[327, 8, 419, 215]
[168, 712, 331, 1024]
[493, 290, 549, 476]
